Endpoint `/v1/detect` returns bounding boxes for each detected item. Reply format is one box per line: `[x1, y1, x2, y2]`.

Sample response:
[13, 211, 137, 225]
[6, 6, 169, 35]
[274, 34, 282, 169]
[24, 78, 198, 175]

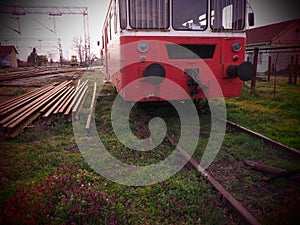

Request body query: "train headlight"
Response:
[144, 63, 166, 85]
[232, 42, 242, 52]
[138, 41, 149, 53]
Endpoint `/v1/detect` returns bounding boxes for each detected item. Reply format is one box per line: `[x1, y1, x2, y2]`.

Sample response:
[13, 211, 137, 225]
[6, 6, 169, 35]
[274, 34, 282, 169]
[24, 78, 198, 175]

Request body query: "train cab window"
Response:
[129, 0, 170, 29]
[172, 0, 207, 31]
[110, 11, 115, 37]
[119, 0, 127, 29]
[211, 0, 246, 31]
[108, 19, 112, 41]
[113, 0, 117, 33]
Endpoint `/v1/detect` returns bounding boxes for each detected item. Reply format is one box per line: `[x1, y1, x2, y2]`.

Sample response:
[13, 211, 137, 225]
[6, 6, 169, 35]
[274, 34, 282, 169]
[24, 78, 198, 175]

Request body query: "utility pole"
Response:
[0, 5, 90, 65]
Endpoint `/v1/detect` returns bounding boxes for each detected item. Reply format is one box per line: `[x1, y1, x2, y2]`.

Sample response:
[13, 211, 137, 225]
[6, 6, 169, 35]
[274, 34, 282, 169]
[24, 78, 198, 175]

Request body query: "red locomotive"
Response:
[100, 0, 255, 102]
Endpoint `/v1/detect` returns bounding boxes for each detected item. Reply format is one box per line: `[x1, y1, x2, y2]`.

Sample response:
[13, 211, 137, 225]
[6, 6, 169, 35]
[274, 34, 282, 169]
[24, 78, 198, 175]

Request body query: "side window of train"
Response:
[105, 26, 108, 45]
[102, 36, 105, 49]
[119, 0, 127, 29]
[114, 0, 117, 33]
[109, 17, 112, 41]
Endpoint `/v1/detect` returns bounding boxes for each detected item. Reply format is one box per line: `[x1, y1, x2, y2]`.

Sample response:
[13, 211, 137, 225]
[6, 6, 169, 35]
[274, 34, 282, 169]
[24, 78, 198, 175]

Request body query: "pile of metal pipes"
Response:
[0, 79, 89, 137]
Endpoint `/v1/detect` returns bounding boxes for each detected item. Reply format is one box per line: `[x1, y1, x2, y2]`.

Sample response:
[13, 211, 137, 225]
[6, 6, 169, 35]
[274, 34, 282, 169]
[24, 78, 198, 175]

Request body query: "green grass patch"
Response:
[226, 80, 300, 149]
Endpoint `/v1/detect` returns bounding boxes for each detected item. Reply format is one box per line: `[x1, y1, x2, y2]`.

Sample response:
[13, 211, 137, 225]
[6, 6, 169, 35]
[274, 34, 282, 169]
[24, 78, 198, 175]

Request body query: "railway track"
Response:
[166, 134, 261, 225]
[130, 102, 261, 225]
[223, 119, 300, 156]
[0, 67, 80, 82]
[1, 79, 299, 224]
[95, 85, 299, 224]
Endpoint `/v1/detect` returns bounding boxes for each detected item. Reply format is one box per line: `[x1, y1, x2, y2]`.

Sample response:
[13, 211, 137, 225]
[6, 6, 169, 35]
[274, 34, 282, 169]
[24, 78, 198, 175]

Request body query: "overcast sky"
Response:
[0, 0, 299, 61]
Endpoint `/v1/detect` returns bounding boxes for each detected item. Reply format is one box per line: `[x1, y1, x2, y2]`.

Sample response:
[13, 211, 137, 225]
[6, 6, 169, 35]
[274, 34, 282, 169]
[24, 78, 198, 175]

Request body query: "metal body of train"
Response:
[100, 0, 255, 102]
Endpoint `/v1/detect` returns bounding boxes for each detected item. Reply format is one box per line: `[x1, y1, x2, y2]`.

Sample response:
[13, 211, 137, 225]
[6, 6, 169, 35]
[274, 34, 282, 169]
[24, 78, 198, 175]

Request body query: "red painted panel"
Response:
[105, 35, 244, 102]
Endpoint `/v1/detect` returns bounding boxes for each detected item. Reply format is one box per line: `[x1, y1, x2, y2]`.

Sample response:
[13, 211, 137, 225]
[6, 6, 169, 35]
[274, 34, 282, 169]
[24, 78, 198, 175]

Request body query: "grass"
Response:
[0, 122, 236, 224]
[0, 70, 237, 224]
[226, 79, 300, 149]
[1, 70, 299, 224]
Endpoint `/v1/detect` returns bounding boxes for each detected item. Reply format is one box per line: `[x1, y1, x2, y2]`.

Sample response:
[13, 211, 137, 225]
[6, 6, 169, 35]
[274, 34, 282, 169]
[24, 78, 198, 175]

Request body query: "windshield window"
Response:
[172, 0, 207, 31]
[211, 0, 246, 31]
[129, 0, 170, 29]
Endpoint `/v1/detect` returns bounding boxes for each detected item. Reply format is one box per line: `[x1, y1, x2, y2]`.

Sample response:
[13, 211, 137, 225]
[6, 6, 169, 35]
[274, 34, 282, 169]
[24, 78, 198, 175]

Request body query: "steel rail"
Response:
[224, 120, 300, 156]
[58, 90, 75, 114]
[42, 87, 70, 117]
[5, 84, 69, 129]
[8, 112, 41, 138]
[0, 82, 58, 109]
[0, 85, 54, 116]
[64, 80, 89, 116]
[166, 134, 261, 225]
[0, 68, 77, 82]
[39, 86, 69, 113]
[0, 83, 48, 108]
[0, 81, 67, 125]
[73, 85, 88, 121]
[86, 82, 97, 130]
[1, 81, 72, 128]
[53, 87, 75, 115]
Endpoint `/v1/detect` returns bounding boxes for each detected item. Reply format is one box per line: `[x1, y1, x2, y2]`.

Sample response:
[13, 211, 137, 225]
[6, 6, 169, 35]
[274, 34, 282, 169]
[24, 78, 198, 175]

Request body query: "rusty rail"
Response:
[0, 67, 79, 82]
[166, 134, 261, 225]
[224, 120, 300, 156]
[0, 79, 89, 137]
[86, 82, 97, 130]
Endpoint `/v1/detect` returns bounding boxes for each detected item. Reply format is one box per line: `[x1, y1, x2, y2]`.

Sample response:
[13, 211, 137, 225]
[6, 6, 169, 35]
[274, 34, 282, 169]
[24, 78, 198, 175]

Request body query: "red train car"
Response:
[100, 0, 255, 102]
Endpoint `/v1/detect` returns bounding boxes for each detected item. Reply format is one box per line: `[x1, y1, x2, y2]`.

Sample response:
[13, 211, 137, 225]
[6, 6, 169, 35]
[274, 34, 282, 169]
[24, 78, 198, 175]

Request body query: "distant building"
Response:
[246, 19, 300, 74]
[0, 45, 18, 68]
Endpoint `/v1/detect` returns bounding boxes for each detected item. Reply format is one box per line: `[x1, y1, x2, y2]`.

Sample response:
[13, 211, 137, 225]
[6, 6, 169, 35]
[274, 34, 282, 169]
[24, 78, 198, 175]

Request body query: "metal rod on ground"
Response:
[73, 85, 88, 121]
[1, 81, 72, 128]
[1, 81, 70, 125]
[76, 79, 81, 90]
[4, 87, 65, 129]
[53, 87, 75, 114]
[40, 87, 69, 114]
[0, 86, 56, 125]
[58, 89, 75, 114]
[64, 80, 89, 116]
[166, 134, 261, 225]
[0, 84, 55, 115]
[86, 82, 97, 130]
[244, 160, 286, 175]
[0, 82, 57, 108]
[42, 87, 72, 118]
[7, 112, 41, 138]
[225, 120, 300, 156]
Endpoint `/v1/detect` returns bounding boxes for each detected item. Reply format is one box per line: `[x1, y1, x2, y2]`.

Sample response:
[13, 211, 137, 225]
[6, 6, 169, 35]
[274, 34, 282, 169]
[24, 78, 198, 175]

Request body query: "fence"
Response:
[245, 46, 300, 98]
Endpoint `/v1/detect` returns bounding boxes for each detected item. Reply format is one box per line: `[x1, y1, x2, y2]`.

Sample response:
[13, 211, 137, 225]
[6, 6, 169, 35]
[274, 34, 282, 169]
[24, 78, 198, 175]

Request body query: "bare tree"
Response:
[72, 36, 84, 65]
